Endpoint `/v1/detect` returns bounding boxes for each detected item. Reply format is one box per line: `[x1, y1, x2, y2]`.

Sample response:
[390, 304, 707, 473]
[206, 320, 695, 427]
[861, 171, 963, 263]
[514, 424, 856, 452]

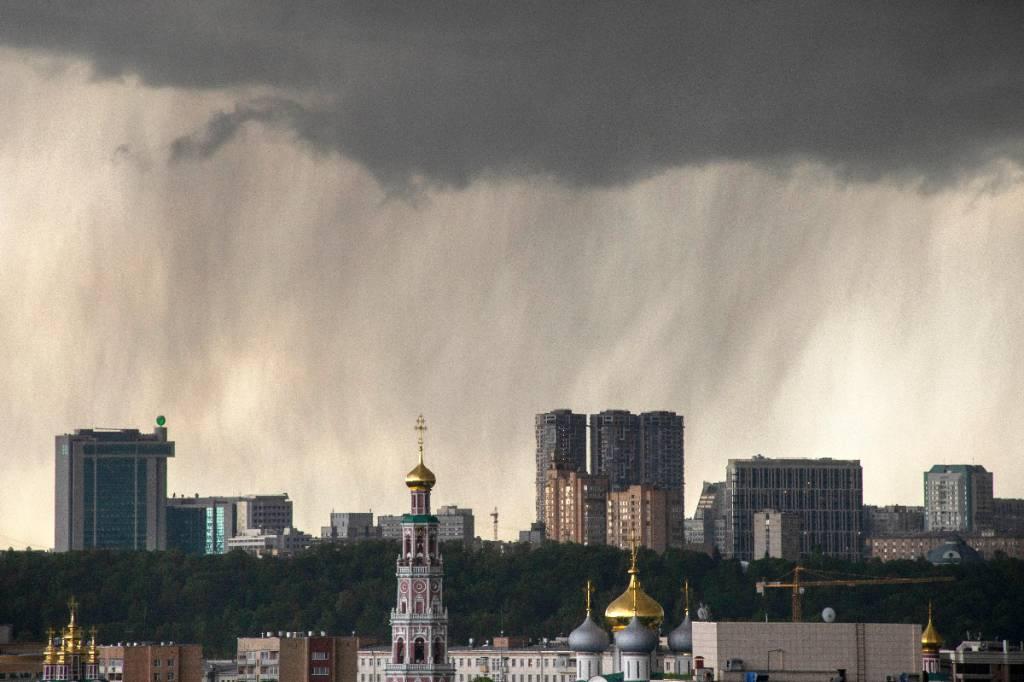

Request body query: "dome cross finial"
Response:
[415, 415, 427, 464]
[683, 579, 691, 616]
[67, 596, 78, 625]
[584, 579, 594, 615]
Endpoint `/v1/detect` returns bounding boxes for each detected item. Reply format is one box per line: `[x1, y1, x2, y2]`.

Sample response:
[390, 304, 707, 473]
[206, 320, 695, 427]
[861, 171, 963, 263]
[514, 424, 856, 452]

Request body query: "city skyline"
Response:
[3, 5, 1024, 549]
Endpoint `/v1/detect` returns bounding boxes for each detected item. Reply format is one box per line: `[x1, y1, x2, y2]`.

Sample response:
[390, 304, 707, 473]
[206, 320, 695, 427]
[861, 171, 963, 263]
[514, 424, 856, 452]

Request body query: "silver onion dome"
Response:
[614, 614, 658, 654]
[568, 614, 610, 653]
[667, 611, 692, 653]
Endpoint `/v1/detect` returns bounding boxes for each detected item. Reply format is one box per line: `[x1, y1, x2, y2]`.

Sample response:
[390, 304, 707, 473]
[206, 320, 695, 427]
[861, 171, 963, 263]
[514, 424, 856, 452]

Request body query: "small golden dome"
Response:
[921, 603, 942, 652]
[405, 415, 436, 490]
[604, 547, 664, 632]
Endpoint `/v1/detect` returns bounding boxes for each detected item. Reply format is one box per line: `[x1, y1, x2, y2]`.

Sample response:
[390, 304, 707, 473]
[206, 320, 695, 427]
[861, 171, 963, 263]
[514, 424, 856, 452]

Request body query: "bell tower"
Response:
[385, 416, 454, 682]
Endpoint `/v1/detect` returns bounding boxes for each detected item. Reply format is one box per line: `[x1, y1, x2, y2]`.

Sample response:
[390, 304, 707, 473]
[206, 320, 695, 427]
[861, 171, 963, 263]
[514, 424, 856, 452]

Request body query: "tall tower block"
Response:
[385, 416, 455, 682]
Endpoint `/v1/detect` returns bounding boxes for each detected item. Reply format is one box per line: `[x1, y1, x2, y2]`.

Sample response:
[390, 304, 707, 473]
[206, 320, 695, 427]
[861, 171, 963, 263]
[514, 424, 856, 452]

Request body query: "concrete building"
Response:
[236, 495, 293, 535]
[321, 513, 378, 541]
[543, 468, 609, 546]
[226, 527, 313, 557]
[638, 411, 684, 494]
[236, 634, 359, 682]
[924, 465, 993, 533]
[55, 424, 174, 551]
[606, 485, 682, 553]
[535, 411, 588, 523]
[724, 456, 863, 561]
[941, 639, 1024, 682]
[517, 522, 546, 546]
[867, 532, 1024, 561]
[692, 621, 920, 682]
[376, 515, 403, 540]
[688, 482, 727, 551]
[360, 641, 583, 682]
[993, 498, 1024, 534]
[752, 510, 801, 560]
[589, 410, 641, 493]
[436, 505, 475, 544]
[97, 644, 202, 682]
[863, 504, 925, 537]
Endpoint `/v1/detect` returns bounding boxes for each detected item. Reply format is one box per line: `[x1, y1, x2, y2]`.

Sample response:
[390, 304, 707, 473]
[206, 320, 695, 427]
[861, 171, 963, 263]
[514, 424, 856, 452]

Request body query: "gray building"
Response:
[639, 410, 685, 492]
[590, 410, 641, 492]
[321, 512, 378, 540]
[535, 410, 587, 522]
[863, 504, 925, 537]
[436, 505, 475, 543]
[752, 509, 801, 560]
[55, 424, 174, 551]
[993, 497, 1024, 534]
[236, 494, 293, 534]
[924, 464, 993, 532]
[688, 480, 727, 550]
[377, 514, 403, 539]
[724, 456, 863, 561]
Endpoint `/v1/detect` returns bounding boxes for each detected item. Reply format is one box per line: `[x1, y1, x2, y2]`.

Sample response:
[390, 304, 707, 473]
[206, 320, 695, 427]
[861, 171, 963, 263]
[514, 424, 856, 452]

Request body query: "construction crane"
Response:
[490, 507, 499, 542]
[756, 565, 955, 622]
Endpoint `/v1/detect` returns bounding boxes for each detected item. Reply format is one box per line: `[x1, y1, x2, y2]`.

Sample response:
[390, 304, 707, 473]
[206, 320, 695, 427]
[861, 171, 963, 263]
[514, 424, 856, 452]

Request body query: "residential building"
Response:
[590, 410, 641, 493]
[517, 522, 546, 546]
[724, 456, 863, 561]
[226, 527, 312, 557]
[691, 621, 921, 682]
[376, 515, 403, 540]
[866, 532, 1024, 561]
[436, 506, 475, 544]
[97, 644, 202, 682]
[236, 495, 293, 535]
[606, 485, 683, 553]
[203, 660, 239, 682]
[752, 509, 801, 560]
[993, 498, 1024, 534]
[535, 411, 588, 523]
[236, 634, 359, 682]
[543, 467, 609, 546]
[638, 411, 685, 495]
[320, 513, 379, 541]
[863, 504, 925, 537]
[55, 424, 174, 551]
[923, 464, 993, 532]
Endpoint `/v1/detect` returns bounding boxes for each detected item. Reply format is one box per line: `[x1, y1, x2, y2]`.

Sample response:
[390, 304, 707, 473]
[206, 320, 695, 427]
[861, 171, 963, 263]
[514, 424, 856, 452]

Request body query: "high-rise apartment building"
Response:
[923, 465, 993, 532]
[535, 410, 587, 522]
[589, 410, 640, 492]
[605, 484, 683, 553]
[638, 411, 685, 492]
[724, 456, 863, 561]
[55, 424, 174, 551]
[237, 495, 293, 534]
[543, 467, 609, 546]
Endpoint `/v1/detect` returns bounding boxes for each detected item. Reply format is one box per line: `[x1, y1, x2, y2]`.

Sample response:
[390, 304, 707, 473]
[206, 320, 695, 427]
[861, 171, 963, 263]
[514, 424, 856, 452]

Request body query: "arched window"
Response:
[394, 638, 405, 664]
[413, 638, 426, 664]
[414, 599, 424, 614]
[432, 639, 444, 664]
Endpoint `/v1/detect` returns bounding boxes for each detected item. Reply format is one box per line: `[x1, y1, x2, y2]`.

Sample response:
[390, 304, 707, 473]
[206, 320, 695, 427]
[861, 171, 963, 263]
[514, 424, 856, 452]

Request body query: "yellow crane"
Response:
[755, 565, 955, 622]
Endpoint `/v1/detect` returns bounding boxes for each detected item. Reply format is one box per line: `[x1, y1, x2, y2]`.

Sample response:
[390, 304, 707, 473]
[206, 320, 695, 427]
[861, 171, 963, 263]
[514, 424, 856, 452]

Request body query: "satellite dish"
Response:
[697, 604, 711, 621]
[822, 607, 836, 623]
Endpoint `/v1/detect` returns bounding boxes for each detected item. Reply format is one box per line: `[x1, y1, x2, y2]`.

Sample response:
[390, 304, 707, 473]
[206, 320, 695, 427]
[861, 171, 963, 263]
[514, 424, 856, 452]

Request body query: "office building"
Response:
[237, 495, 293, 534]
[166, 504, 207, 554]
[752, 509, 801, 560]
[237, 634, 359, 682]
[688, 481, 727, 551]
[993, 498, 1024, 534]
[535, 410, 588, 522]
[226, 527, 313, 557]
[321, 513, 379, 541]
[590, 410, 641, 493]
[606, 485, 683, 553]
[97, 644, 202, 682]
[376, 515, 403, 540]
[924, 465, 994, 533]
[166, 496, 242, 554]
[863, 504, 925, 537]
[55, 424, 174, 551]
[724, 456, 863, 561]
[436, 505, 475, 544]
[543, 467, 609, 546]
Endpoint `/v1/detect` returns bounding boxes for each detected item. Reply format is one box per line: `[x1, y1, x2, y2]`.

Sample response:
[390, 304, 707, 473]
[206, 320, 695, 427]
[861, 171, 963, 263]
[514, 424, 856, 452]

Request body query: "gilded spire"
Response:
[584, 579, 594, 616]
[43, 628, 56, 665]
[683, 579, 691, 616]
[603, 540, 665, 631]
[87, 627, 98, 664]
[405, 414, 436, 490]
[921, 601, 943, 652]
[67, 597, 78, 627]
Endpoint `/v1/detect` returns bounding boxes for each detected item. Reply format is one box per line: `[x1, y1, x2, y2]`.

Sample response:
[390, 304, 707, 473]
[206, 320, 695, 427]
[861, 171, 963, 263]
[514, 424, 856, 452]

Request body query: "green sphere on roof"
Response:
[156, 415, 166, 427]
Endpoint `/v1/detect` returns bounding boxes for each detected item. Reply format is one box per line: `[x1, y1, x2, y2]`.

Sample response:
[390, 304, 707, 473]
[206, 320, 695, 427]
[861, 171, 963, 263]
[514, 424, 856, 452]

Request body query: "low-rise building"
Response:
[320, 514, 379, 541]
[237, 634, 359, 682]
[941, 639, 1024, 682]
[436, 506, 476, 545]
[97, 644, 202, 682]
[866, 532, 1024, 561]
[226, 528, 313, 557]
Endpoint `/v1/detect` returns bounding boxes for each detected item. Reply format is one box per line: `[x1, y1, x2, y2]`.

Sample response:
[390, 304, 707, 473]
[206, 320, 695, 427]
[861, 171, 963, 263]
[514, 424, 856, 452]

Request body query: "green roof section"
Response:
[402, 514, 440, 523]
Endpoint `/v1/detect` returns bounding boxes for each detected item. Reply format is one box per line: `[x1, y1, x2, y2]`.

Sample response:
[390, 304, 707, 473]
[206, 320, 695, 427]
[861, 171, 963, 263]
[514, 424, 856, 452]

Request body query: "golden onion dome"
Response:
[604, 547, 664, 632]
[405, 415, 436, 490]
[921, 603, 942, 652]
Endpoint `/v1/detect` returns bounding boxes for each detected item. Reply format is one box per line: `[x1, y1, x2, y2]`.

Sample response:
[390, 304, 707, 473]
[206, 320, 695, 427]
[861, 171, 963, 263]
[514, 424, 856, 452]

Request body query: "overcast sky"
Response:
[2, 3, 1024, 548]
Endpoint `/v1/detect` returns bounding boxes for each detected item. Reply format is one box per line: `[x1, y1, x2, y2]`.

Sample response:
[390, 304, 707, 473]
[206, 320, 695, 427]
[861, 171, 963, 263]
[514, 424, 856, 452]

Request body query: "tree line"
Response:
[1, 541, 1020, 657]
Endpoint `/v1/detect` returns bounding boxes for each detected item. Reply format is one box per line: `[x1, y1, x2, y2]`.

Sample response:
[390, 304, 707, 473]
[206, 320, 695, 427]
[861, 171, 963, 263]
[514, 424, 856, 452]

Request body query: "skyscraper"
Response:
[589, 410, 640, 492]
[535, 410, 587, 522]
[724, 456, 863, 561]
[923, 464, 993, 532]
[55, 421, 174, 551]
[638, 411, 684, 491]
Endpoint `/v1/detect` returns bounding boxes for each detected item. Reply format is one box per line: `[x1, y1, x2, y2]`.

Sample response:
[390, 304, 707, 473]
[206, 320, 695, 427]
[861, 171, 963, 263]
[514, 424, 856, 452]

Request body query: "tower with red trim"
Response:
[385, 416, 454, 682]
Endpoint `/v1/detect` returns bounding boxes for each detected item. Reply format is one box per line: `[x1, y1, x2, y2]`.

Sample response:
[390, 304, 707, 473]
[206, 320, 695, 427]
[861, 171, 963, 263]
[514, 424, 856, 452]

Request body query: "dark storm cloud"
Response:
[3, 2, 1024, 188]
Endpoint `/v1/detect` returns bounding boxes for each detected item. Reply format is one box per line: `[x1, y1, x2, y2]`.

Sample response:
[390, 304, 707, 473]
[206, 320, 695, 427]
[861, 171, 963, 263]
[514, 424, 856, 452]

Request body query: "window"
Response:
[167, 674, 174, 681]
[167, 660, 174, 667]
[153, 675, 160, 682]
[312, 653, 329, 661]
[312, 668, 329, 677]
[154, 661, 161, 668]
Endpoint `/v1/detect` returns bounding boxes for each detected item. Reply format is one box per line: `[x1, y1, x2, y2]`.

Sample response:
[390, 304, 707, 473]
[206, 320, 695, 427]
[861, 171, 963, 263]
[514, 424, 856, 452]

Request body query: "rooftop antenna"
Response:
[491, 507, 499, 541]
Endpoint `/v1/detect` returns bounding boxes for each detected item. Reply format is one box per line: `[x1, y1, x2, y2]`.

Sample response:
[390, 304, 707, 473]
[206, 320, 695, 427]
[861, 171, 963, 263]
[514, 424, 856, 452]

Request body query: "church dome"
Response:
[406, 415, 436, 490]
[614, 615, 658, 654]
[921, 604, 943, 653]
[667, 611, 692, 653]
[604, 549, 664, 631]
[568, 614, 610, 653]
